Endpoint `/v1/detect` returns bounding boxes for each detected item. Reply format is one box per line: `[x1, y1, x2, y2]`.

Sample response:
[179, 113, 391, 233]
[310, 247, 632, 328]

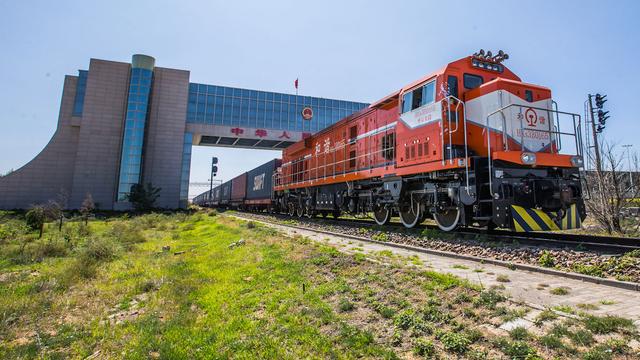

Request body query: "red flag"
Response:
[294, 78, 298, 89]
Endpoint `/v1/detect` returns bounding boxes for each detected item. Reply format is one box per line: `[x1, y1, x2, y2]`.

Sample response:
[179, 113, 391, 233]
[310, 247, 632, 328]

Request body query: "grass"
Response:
[550, 286, 571, 295]
[0, 211, 636, 359]
[496, 274, 510, 283]
[451, 264, 469, 270]
[581, 314, 635, 334]
[534, 309, 559, 326]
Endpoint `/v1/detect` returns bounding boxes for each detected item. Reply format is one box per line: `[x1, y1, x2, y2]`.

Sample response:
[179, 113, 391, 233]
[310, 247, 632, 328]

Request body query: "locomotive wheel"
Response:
[288, 203, 295, 217]
[399, 204, 422, 228]
[305, 205, 314, 218]
[372, 206, 391, 225]
[296, 205, 305, 218]
[321, 211, 328, 218]
[434, 207, 461, 232]
[332, 210, 341, 219]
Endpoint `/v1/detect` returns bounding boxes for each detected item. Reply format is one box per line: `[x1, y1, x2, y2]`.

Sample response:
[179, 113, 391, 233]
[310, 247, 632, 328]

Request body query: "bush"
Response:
[413, 338, 435, 357]
[133, 213, 166, 230]
[26, 206, 47, 237]
[108, 222, 145, 247]
[35, 238, 69, 259]
[72, 237, 120, 278]
[125, 183, 161, 212]
[538, 250, 555, 267]
[440, 332, 471, 354]
[473, 289, 506, 310]
[79, 237, 119, 263]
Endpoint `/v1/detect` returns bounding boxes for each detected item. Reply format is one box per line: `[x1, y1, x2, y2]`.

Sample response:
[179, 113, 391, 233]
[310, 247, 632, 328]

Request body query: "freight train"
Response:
[194, 50, 586, 232]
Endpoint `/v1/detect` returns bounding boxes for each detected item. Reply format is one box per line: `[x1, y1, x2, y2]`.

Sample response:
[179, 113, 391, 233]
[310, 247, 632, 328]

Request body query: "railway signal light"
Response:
[595, 93, 607, 109]
[597, 110, 609, 125]
[211, 157, 218, 177]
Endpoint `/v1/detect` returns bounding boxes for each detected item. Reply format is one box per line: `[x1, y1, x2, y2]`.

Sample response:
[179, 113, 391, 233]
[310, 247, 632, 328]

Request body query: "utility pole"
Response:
[623, 144, 633, 188]
[587, 94, 603, 173]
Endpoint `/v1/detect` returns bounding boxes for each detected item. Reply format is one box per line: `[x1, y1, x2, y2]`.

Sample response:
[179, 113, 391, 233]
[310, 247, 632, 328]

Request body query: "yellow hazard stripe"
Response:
[532, 209, 560, 231]
[513, 206, 543, 231]
[512, 204, 581, 232]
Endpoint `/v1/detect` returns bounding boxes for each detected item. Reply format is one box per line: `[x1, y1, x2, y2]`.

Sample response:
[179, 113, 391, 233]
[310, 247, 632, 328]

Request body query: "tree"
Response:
[584, 142, 639, 234]
[125, 183, 161, 212]
[80, 193, 95, 225]
[45, 200, 63, 232]
[25, 205, 47, 238]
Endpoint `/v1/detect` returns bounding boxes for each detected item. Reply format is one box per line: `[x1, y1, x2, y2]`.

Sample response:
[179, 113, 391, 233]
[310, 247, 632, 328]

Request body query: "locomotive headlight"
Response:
[570, 156, 584, 168]
[521, 152, 537, 165]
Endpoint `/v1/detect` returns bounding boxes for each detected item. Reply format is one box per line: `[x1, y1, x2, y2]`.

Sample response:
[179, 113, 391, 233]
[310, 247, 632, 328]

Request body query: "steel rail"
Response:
[231, 211, 640, 253]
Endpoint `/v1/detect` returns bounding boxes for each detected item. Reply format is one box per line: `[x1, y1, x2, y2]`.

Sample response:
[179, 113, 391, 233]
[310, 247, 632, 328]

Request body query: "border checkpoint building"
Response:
[0, 54, 368, 210]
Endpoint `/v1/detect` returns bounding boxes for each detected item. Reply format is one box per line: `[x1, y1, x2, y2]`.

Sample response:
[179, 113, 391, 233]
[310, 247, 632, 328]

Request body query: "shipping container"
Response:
[246, 159, 282, 203]
[231, 173, 247, 202]
[212, 185, 222, 205]
[219, 181, 232, 205]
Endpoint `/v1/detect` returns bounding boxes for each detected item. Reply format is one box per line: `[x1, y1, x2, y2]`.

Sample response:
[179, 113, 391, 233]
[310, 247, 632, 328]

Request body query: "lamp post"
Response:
[623, 144, 633, 188]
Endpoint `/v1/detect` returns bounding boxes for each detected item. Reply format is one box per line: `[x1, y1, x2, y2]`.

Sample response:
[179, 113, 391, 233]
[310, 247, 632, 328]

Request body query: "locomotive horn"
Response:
[486, 51, 493, 60]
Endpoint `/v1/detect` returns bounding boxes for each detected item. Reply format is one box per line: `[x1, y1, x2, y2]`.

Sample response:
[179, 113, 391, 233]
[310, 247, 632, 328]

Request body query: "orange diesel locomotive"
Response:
[273, 50, 585, 232]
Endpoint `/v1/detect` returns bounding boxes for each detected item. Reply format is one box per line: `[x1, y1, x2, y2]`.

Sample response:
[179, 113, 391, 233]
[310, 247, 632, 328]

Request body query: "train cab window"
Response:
[447, 76, 458, 98]
[463, 73, 484, 90]
[525, 90, 533, 102]
[401, 81, 436, 114]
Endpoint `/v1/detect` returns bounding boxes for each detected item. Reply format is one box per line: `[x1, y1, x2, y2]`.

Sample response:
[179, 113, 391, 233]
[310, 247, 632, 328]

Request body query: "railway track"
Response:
[233, 211, 640, 253]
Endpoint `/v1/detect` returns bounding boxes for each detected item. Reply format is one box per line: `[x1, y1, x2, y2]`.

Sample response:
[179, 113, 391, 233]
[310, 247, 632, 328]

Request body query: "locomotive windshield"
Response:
[463, 73, 484, 89]
[401, 80, 435, 113]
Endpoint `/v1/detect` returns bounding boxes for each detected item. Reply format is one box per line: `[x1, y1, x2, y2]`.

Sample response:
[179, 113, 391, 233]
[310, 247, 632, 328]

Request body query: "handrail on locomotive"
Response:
[485, 104, 583, 197]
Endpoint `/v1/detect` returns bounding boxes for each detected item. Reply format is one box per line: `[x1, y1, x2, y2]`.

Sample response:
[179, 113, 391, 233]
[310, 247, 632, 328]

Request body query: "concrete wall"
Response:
[142, 67, 190, 209]
[69, 59, 131, 209]
[0, 75, 80, 209]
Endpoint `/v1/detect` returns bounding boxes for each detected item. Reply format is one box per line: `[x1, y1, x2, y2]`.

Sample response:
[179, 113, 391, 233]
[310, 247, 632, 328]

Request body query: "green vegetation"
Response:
[581, 314, 635, 334]
[125, 182, 161, 211]
[451, 264, 469, 270]
[538, 250, 555, 267]
[550, 286, 571, 295]
[0, 211, 636, 359]
[509, 326, 530, 340]
[371, 232, 389, 242]
[534, 308, 559, 326]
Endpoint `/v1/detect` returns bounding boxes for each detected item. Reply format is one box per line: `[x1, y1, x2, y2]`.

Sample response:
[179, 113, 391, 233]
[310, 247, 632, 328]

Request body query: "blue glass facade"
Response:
[179, 132, 193, 202]
[186, 83, 368, 133]
[117, 67, 153, 201]
[72, 70, 88, 116]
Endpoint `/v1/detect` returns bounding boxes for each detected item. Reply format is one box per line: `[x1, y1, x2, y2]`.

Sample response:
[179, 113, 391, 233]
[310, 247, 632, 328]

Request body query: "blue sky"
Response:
[1, 0, 638, 197]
